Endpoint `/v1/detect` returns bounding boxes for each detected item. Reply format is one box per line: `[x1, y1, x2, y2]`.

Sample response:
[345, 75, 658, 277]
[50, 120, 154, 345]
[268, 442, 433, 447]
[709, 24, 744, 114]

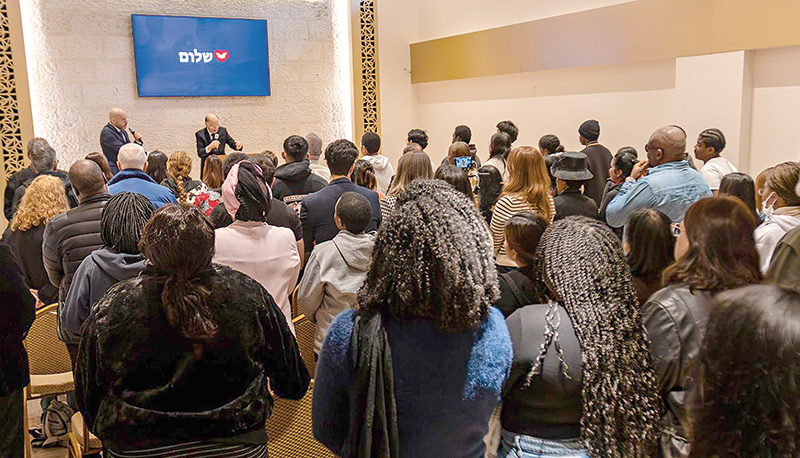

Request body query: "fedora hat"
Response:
[551, 151, 594, 181]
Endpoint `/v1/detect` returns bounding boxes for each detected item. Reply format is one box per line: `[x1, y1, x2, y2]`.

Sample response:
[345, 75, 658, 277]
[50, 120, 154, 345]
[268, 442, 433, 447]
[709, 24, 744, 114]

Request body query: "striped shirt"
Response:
[107, 441, 267, 458]
[490, 193, 555, 267]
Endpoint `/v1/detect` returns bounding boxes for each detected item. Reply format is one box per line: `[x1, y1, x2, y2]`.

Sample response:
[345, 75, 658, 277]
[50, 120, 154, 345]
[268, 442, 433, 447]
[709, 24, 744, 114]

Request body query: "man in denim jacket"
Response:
[606, 125, 711, 228]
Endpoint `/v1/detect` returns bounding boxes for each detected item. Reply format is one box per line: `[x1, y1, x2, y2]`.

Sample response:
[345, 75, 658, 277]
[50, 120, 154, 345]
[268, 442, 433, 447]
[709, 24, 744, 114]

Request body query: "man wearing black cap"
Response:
[578, 119, 612, 207]
[552, 151, 599, 220]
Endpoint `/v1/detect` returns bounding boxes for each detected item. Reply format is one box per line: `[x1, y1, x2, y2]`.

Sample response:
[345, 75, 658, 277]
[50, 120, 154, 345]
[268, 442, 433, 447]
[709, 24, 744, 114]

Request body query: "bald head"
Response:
[69, 160, 107, 197]
[647, 125, 687, 167]
[118, 143, 147, 171]
[205, 113, 220, 134]
[109, 107, 128, 130]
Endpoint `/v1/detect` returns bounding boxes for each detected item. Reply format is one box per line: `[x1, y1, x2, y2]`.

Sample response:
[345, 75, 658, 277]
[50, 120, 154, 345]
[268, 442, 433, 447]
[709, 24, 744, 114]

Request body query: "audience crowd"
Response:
[1, 117, 799, 458]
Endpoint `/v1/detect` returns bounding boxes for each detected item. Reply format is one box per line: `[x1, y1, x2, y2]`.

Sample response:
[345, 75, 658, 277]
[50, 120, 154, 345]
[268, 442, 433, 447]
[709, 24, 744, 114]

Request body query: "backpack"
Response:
[29, 399, 74, 448]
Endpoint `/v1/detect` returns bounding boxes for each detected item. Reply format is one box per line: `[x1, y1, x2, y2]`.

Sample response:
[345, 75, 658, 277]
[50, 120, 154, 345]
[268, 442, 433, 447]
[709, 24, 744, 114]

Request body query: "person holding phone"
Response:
[605, 125, 711, 229]
[448, 141, 479, 192]
[195, 113, 243, 177]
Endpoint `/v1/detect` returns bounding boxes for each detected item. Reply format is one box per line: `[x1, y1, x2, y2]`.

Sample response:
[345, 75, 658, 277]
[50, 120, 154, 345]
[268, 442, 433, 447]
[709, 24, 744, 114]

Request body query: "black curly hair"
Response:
[358, 179, 498, 333]
[530, 216, 662, 457]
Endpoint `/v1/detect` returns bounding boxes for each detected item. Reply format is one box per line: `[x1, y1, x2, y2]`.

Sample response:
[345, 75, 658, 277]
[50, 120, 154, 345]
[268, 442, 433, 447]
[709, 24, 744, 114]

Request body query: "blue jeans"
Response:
[498, 430, 589, 458]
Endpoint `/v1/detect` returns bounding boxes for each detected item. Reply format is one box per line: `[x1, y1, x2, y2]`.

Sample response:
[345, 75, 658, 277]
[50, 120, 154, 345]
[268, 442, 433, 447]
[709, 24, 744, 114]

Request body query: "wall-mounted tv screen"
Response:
[132, 14, 270, 97]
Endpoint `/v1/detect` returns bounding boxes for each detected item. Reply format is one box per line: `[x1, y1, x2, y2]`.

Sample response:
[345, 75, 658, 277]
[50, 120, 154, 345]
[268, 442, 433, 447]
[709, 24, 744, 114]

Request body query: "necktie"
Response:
[121, 129, 129, 143]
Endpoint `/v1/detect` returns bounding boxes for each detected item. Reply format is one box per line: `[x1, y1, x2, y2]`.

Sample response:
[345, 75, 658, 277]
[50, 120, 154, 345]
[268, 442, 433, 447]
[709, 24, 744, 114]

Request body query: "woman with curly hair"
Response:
[6, 175, 70, 304]
[490, 146, 555, 269]
[689, 284, 800, 458]
[500, 216, 661, 458]
[643, 196, 761, 457]
[351, 159, 384, 199]
[313, 180, 513, 458]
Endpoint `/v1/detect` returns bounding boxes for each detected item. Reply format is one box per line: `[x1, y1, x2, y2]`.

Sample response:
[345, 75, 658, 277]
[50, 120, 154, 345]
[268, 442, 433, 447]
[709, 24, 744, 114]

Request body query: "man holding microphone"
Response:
[100, 107, 144, 175]
[196, 113, 243, 176]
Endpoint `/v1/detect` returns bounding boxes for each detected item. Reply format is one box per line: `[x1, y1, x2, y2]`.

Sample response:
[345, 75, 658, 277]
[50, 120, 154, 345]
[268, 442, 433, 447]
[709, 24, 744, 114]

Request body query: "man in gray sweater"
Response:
[298, 191, 375, 355]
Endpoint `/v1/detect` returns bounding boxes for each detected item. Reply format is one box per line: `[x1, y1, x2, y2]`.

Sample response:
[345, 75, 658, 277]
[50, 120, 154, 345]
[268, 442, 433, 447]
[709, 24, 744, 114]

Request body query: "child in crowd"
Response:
[297, 191, 375, 355]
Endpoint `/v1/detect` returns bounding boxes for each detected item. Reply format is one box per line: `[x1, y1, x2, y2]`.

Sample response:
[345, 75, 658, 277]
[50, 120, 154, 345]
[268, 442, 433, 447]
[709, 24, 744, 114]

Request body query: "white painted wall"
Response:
[376, 1, 800, 178]
[20, 0, 352, 177]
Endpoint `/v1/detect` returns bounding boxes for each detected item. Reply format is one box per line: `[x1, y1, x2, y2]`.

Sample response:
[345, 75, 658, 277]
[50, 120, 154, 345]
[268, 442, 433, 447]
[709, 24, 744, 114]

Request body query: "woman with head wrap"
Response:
[213, 161, 301, 332]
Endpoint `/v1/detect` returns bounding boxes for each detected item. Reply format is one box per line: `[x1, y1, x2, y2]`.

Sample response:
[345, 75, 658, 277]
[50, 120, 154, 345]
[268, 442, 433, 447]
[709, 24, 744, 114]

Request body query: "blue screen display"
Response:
[132, 15, 270, 97]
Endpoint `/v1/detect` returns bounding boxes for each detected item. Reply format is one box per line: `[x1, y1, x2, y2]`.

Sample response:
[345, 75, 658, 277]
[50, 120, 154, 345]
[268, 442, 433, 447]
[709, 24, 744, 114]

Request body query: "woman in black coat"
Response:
[76, 204, 309, 457]
[0, 244, 36, 457]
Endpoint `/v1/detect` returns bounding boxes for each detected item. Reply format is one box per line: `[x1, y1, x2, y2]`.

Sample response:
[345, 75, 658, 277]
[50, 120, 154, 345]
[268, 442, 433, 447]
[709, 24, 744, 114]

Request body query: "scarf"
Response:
[346, 309, 400, 458]
[221, 162, 271, 220]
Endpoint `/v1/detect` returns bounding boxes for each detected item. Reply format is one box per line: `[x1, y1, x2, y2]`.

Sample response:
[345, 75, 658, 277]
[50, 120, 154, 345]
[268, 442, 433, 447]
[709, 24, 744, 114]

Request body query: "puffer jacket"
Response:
[43, 193, 109, 302]
[641, 284, 715, 457]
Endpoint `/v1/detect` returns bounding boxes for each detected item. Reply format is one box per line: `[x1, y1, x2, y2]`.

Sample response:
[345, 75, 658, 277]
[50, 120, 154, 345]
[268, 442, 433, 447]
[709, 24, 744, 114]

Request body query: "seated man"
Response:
[100, 107, 143, 174]
[195, 113, 243, 177]
[606, 125, 712, 228]
[108, 144, 177, 209]
[301, 139, 381, 256]
[43, 160, 110, 303]
[552, 152, 599, 220]
[298, 192, 375, 356]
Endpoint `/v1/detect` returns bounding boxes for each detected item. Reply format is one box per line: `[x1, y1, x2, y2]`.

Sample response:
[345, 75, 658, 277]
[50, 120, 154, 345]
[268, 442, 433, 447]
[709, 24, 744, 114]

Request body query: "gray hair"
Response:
[306, 132, 323, 159]
[118, 143, 147, 171]
[26, 137, 50, 158]
[30, 144, 57, 172]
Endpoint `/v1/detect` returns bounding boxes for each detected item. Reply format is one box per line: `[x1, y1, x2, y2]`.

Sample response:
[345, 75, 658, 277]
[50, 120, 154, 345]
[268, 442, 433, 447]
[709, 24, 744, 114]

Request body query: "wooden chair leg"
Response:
[23, 386, 32, 458]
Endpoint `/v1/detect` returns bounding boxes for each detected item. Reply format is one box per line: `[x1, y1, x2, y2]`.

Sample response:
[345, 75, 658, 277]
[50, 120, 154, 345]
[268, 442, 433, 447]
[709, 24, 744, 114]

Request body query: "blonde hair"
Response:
[167, 151, 193, 204]
[12, 175, 69, 231]
[502, 146, 553, 222]
[387, 151, 433, 197]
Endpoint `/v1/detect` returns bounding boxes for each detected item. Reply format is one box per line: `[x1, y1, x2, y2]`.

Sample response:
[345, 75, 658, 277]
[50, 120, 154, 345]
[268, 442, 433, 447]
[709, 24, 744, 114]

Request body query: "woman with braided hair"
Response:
[313, 179, 513, 458]
[500, 216, 661, 458]
[162, 151, 208, 205]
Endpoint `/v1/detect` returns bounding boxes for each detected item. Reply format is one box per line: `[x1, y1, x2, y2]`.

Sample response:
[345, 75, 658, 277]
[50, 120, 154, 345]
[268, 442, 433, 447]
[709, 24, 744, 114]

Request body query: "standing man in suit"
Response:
[196, 113, 242, 177]
[100, 107, 143, 175]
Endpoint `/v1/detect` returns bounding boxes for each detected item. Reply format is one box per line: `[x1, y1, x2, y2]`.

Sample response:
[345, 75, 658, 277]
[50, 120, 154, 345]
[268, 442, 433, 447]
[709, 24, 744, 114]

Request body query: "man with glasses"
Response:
[605, 125, 711, 229]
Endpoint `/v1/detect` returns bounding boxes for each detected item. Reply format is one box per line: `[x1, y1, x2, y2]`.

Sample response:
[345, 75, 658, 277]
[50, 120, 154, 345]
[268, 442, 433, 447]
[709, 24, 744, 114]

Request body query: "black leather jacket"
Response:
[641, 284, 714, 455]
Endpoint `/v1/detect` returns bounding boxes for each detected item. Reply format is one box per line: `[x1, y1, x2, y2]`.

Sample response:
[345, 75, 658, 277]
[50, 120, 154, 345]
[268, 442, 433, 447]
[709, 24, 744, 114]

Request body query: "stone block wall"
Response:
[21, 0, 349, 177]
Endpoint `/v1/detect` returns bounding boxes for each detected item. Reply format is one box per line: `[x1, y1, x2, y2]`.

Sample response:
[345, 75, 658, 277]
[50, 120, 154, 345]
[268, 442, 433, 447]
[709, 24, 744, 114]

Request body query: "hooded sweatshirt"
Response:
[272, 160, 328, 215]
[60, 247, 146, 344]
[361, 154, 395, 194]
[755, 206, 800, 273]
[297, 230, 375, 354]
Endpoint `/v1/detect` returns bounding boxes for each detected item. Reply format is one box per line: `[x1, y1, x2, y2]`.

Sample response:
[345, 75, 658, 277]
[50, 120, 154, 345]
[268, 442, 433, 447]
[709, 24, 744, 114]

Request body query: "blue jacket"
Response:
[313, 307, 513, 458]
[605, 160, 711, 228]
[300, 178, 381, 253]
[108, 170, 177, 209]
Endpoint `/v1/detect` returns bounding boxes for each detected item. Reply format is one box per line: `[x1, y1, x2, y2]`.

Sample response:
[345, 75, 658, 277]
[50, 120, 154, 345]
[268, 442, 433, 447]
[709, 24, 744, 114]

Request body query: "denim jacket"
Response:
[606, 161, 711, 228]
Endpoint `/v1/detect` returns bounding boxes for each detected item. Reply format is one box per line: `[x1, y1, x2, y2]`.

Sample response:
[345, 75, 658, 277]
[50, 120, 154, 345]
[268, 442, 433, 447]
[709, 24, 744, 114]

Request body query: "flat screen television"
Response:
[131, 14, 270, 97]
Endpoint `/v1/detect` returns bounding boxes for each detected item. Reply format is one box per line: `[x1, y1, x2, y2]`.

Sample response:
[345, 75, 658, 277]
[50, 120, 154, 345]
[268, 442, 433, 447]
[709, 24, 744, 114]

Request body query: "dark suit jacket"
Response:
[581, 143, 613, 207]
[0, 244, 35, 397]
[100, 123, 142, 174]
[196, 127, 240, 175]
[300, 178, 381, 253]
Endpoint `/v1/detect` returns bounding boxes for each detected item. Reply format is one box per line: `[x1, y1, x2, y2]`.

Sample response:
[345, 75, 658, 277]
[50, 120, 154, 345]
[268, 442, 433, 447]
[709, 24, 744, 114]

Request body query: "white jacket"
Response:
[755, 206, 800, 273]
[361, 154, 394, 194]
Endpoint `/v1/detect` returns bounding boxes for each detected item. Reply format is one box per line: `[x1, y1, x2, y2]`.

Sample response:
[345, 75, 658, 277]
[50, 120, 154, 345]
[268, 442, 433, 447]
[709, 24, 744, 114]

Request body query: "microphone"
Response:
[129, 128, 143, 145]
[213, 133, 219, 140]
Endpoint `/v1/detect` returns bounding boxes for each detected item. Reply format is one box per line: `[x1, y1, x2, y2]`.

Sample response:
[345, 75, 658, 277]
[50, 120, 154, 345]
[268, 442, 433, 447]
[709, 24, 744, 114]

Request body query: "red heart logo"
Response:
[214, 50, 229, 63]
